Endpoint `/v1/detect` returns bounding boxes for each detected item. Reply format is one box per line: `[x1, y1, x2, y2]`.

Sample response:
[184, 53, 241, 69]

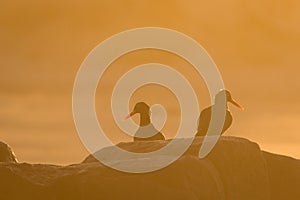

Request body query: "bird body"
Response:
[134, 123, 165, 141]
[196, 106, 233, 136]
[196, 90, 243, 137]
[124, 102, 165, 142]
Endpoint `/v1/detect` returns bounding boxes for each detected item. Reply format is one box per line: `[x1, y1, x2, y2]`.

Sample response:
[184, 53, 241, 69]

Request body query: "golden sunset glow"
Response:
[1, 0, 299, 164]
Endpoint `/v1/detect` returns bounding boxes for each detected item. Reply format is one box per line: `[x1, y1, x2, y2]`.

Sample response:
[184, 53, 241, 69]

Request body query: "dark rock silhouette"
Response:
[0, 141, 17, 163]
[0, 137, 299, 200]
[263, 151, 300, 199]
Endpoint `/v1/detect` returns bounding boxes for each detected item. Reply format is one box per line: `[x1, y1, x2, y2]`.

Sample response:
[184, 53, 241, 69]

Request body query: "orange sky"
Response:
[0, 0, 299, 164]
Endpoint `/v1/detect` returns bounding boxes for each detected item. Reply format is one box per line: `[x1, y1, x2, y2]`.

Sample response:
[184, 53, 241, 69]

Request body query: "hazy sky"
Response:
[1, 0, 299, 164]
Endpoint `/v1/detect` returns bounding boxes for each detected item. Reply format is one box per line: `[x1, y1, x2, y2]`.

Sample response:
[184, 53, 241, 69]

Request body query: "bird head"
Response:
[216, 90, 244, 110]
[124, 102, 150, 120]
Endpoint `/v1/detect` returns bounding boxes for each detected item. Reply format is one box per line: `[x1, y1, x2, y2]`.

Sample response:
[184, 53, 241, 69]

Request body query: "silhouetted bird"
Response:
[124, 102, 165, 141]
[196, 90, 244, 137]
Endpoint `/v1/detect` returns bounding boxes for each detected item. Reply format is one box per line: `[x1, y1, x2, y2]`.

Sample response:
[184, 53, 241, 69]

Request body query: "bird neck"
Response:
[214, 98, 228, 109]
[139, 112, 151, 126]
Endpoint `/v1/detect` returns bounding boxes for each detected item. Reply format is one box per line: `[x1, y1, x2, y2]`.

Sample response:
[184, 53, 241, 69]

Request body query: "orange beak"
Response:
[123, 111, 137, 120]
[230, 99, 244, 110]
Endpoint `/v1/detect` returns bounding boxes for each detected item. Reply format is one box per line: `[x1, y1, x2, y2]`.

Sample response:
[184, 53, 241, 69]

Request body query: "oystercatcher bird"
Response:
[124, 102, 165, 141]
[196, 90, 244, 136]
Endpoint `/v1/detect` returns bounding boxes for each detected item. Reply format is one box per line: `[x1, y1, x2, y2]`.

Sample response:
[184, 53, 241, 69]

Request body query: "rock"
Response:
[82, 136, 270, 200]
[0, 141, 17, 163]
[0, 137, 299, 200]
[263, 151, 300, 200]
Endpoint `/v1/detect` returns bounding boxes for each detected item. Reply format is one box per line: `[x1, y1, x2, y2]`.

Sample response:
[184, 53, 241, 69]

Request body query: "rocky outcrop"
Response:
[0, 141, 17, 163]
[263, 151, 300, 200]
[0, 137, 299, 200]
[83, 136, 270, 200]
